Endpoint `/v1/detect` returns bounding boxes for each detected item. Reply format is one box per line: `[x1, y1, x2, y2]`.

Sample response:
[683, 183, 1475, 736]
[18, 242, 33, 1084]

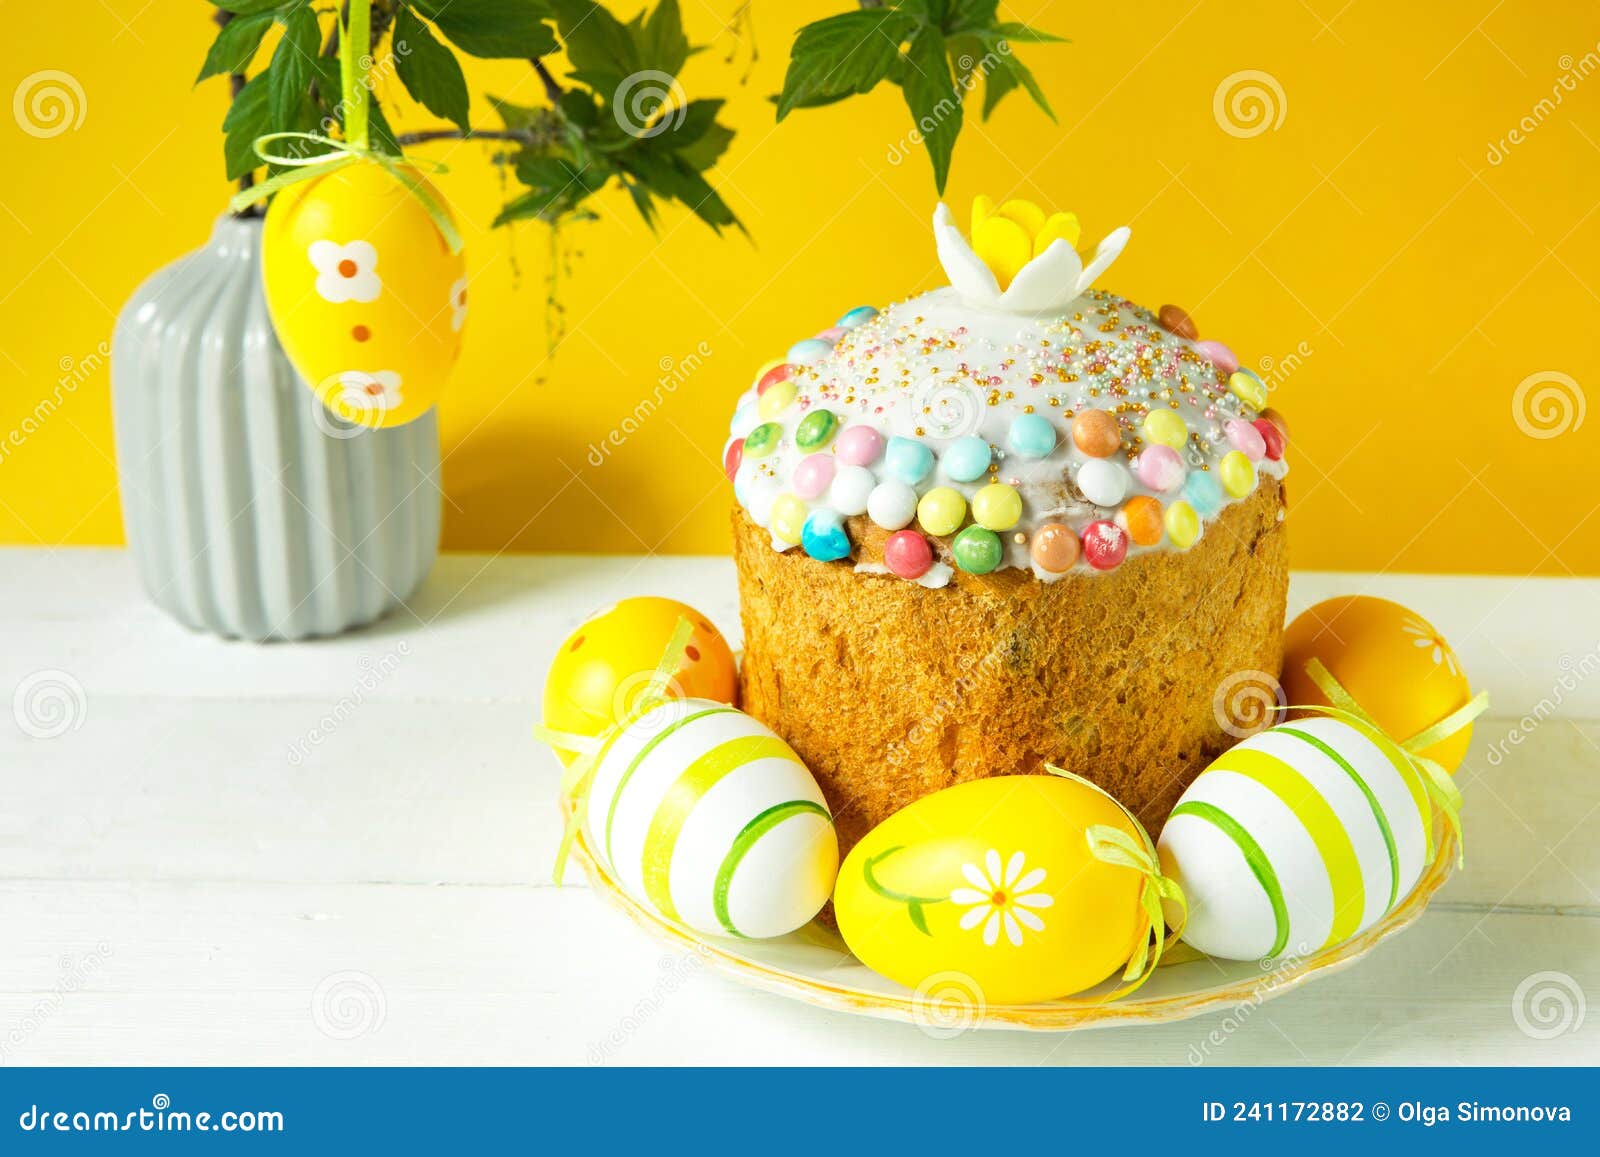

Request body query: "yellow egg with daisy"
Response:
[1282, 596, 1476, 774]
[833, 774, 1182, 1005]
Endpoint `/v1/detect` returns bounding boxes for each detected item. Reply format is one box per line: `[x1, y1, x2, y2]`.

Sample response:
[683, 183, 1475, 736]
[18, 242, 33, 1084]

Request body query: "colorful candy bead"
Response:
[1135, 444, 1185, 491]
[942, 435, 992, 482]
[1072, 408, 1121, 458]
[1081, 520, 1128, 570]
[787, 337, 833, 365]
[970, 483, 1022, 531]
[884, 436, 935, 485]
[836, 425, 884, 466]
[1008, 413, 1057, 458]
[1259, 407, 1289, 438]
[795, 408, 839, 451]
[867, 480, 918, 530]
[1224, 418, 1266, 461]
[792, 453, 836, 499]
[816, 326, 848, 343]
[953, 526, 1003, 574]
[770, 494, 806, 545]
[884, 529, 933, 579]
[1165, 500, 1201, 549]
[758, 380, 797, 420]
[1254, 417, 1286, 461]
[723, 438, 743, 482]
[1077, 458, 1128, 507]
[836, 305, 879, 329]
[829, 465, 875, 516]
[1183, 470, 1224, 517]
[1219, 450, 1256, 498]
[1031, 523, 1079, 573]
[1119, 495, 1164, 546]
[1194, 340, 1238, 375]
[1141, 408, 1188, 450]
[744, 421, 781, 459]
[1228, 370, 1267, 411]
[802, 510, 850, 561]
[756, 363, 794, 395]
[917, 487, 967, 537]
[1158, 304, 1198, 340]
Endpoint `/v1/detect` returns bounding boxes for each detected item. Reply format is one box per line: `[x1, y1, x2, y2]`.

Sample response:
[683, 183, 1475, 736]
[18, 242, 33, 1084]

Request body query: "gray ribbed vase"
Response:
[111, 214, 440, 641]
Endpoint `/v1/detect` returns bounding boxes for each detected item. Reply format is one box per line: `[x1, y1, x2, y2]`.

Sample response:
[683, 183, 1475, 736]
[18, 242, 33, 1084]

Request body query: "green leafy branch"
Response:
[200, 0, 1062, 235]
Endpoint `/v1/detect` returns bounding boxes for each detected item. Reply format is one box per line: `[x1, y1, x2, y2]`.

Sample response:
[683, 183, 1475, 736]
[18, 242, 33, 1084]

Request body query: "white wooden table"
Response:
[1, 549, 1595, 1066]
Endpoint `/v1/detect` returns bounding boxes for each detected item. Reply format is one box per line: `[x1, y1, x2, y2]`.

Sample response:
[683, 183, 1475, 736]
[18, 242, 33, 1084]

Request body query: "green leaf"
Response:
[776, 7, 918, 120]
[899, 25, 963, 192]
[675, 122, 733, 170]
[223, 72, 271, 179]
[980, 53, 1020, 119]
[944, 0, 998, 33]
[978, 32, 1055, 121]
[992, 21, 1068, 44]
[366, 98, 402, 156]
[209, 0, 288, 14]
[635, 0, 691, 77]
[551, 0, 641, 97]
[394, 6, 471, 131]
[620, 149, 738, 232]
[266, 4, 320, 133]
[408, 0, 557, 59]
[197, 11, 273, 82]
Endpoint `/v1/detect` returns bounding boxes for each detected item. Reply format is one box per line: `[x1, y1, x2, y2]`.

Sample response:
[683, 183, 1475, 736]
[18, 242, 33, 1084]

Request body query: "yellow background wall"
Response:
[2, 1, 1596, 576]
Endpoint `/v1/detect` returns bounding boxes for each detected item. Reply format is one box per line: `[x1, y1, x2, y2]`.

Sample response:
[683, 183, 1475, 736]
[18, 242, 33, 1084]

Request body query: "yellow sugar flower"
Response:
[933, 196, 1130, 314]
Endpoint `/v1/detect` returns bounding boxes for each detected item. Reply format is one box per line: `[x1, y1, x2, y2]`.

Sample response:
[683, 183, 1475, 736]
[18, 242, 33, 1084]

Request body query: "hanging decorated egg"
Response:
[1282, 596, 1474, 773]
[542, 598, 737, 756]
[585, 699, 838, 939]
[262, 161, 465, 428]
[1158, 715, 1435, 962]
[833, 775, 1169, 1004]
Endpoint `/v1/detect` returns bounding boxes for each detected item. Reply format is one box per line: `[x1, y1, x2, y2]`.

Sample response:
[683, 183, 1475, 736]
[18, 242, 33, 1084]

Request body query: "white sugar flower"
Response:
[337, 370, 403, 414]
[950, 849, 1053, 947]
[933, 200, 1130, 315]
[309, 240, 381, 304]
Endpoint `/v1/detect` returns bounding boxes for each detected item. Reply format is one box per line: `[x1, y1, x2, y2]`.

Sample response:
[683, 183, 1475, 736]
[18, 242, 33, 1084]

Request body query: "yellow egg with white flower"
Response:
[262, 161, 465, 428]
[833, 774, 1170, 1004]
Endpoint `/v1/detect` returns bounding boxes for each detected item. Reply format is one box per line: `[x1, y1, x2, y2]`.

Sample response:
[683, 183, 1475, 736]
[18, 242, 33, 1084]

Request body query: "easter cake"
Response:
[724, 198, 1290, 854]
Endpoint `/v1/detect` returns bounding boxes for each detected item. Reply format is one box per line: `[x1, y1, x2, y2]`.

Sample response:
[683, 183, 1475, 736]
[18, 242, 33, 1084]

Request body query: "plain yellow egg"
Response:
[541, 597, 738, 759]
[263, 160, 465, 429]
[833, 775, 1149, 1004]
[1282, 595, 1475, 773]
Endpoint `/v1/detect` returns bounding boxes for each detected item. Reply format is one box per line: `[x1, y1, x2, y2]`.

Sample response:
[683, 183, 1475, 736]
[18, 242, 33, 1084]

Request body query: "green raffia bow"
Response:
[1295, 657, 1488, 868]
[1045, 765, 1188, 1001]
[226, 0, 464, 255]
[534, 617, 696, 885]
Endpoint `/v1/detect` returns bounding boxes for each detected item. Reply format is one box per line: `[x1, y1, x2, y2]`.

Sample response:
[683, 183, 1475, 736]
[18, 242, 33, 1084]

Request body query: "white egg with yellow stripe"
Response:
[586, 699, 839, 939]
[1157, 716, 1434, 961]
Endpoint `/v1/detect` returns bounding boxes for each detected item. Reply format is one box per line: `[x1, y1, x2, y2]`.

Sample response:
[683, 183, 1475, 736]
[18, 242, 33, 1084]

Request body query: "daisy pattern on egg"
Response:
[338, 370, 403, 415]
[1402, 614, 1460, 676]
[950, 849, 1053, 947]
[308, 240, 381, 304]
[448, 276, 468, 332]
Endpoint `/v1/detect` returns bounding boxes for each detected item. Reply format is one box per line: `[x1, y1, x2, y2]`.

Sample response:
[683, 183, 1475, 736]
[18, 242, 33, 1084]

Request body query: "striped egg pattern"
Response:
[1157, 716, 1434, 962]
[586, 699, 839, 940]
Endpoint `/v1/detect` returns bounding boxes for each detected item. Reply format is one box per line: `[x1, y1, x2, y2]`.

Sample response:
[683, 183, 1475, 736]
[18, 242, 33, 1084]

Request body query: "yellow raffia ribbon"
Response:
[1296, 657, 1487, 868]
[225, 0, 464, 254]
[1045, 765, 1187, 1001]
[535, 617, 696, 885]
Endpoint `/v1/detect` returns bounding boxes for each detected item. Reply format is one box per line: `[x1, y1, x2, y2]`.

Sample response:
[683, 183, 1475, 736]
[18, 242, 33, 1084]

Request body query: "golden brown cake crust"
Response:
[733, 477, 1288, 856]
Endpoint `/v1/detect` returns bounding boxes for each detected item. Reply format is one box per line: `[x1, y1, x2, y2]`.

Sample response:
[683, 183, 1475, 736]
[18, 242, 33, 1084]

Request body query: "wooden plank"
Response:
[0, 882, 1592, 1066]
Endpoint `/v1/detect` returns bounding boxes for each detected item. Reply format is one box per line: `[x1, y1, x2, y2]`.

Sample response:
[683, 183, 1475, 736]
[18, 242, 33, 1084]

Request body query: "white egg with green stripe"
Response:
[1157, 715, 1435, 962]
[586, 698, 839, 939]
